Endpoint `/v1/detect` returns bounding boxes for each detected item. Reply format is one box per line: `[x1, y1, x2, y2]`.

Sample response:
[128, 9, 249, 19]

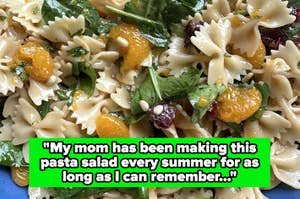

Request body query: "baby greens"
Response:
[37, 101, 51, 119]
[0, 141, 28, 167]
[188, 85, 226, 123]
[107, 0, 205, 47]
[72, 62, 97, 97]
[42, 0, 116, 35]
[131, 68, 201, 117]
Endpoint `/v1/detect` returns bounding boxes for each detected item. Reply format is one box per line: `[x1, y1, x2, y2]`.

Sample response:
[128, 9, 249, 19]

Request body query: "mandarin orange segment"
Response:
[16, 41, 42, 61]
[232, 41, 266, 68]
[217, 85, 262, 124]
[26, 48, 54, 83]
[96, 114, 129, 138]
[110, 24, 151, 74]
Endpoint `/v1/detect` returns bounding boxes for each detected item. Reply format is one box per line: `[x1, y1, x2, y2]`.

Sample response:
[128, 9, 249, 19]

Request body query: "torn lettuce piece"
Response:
[131, 68, 201, 118]
[188, 85, 226, 123]
[0, 141, 28, 167]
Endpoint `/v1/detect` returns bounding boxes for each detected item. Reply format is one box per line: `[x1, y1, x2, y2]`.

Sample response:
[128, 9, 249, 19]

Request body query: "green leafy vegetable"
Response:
[0, 141, 28, 167]
[249, 83, 270, 121]
[42, 0, 116, 35]
[37, 101, 51, 119]
[233, 10, 248, 16]
[162, 0, 205, 24]
[49, 188, 111, 199]
[11, 62, 28, 81]
[0, 16, 6, 21]
[107, 0, 205, 47]
[106, 5, 170, 47]
[72, 62, 97, 96]
[188, 85, 226, 123]
[55, 85, 76, 106]
[288, 0, 300, 7]
[49, 188, 148, 199]
[131, 68, 201, 117]
[149, 67, 162, 100]
[67, 47, 89, 57]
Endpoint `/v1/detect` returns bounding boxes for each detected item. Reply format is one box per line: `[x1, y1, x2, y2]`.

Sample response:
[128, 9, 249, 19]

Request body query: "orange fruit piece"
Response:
[15, 41, 42, 62]
[110, 24, 151, 74]
[25, 48, 54, 83]
[217, 85, 262, 124]
[96, 114, 129, 138]
[13, 41, 54, 83]
[232, 41, 266, 68]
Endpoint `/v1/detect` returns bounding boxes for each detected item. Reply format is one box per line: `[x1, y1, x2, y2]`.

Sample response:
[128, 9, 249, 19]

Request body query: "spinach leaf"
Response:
[149, 67, 162, 100]
[188, 85, 226, 123]
[109, 0, 205, 46]
[0, 141, 28, 167]
[67, 47, 89, 57]
[0, 16, 6, 21]
[288, 0, 300, 8]
[49, 188, 148, 199]
[124, 0, 166, 21]
[11, 62, 28, 81]
[55, 85, 76, 106]
[131, 68, 201, 116]
[162, 0, 205, 24]
[72, 62, 97, 96]
[42, 0, 116, 35]
[50, 188, 111, 199]
[106, 5, 170, 47]
[37, 101, 51, 119]
[249, 83, 270, 121]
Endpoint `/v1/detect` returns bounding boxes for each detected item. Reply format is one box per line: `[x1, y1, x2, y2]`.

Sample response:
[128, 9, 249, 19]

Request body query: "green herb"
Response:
[43, 44, 56, 52]
[67, 47, 89, 57]
[106, 5, 170, 47]
[55, 85, 76, 106]
[249, 83, 270, 121]
[32, 6, 39, 15]
[233, 10, 248, 16]
[169, 23, 185, 37]
[149, 67, 162, 100]
[288, 0, 300, 7]
[49, 188, 111, 199]
[107, 0, 204, 47]
[72, 62, 97, 96]
[224, 52, 232, 57]
[162, 0, 205, 24]
[298, 61, 300, 69]
[188, 84, 226, 123]
[42, 0, 116, 36]
[49, 188, 148, 199]
[131, 68, 201, 117]
[0, 16, 6, 21]
[0, 141, 28, 167]
[37, 101, 51, 119]
[284, 22, 300, 40]
[11, 62, 28, 81]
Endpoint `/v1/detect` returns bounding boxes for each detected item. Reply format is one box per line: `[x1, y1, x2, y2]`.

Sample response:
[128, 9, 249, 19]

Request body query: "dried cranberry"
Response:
[260, 27, 288, 54]
[184, 20, 203, 47]
[208, 102, 218, 119]
[149, 103, 176, 129]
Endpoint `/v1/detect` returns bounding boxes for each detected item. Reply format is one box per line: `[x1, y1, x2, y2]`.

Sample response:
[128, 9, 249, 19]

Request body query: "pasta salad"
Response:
[0, 0, 299, 198]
